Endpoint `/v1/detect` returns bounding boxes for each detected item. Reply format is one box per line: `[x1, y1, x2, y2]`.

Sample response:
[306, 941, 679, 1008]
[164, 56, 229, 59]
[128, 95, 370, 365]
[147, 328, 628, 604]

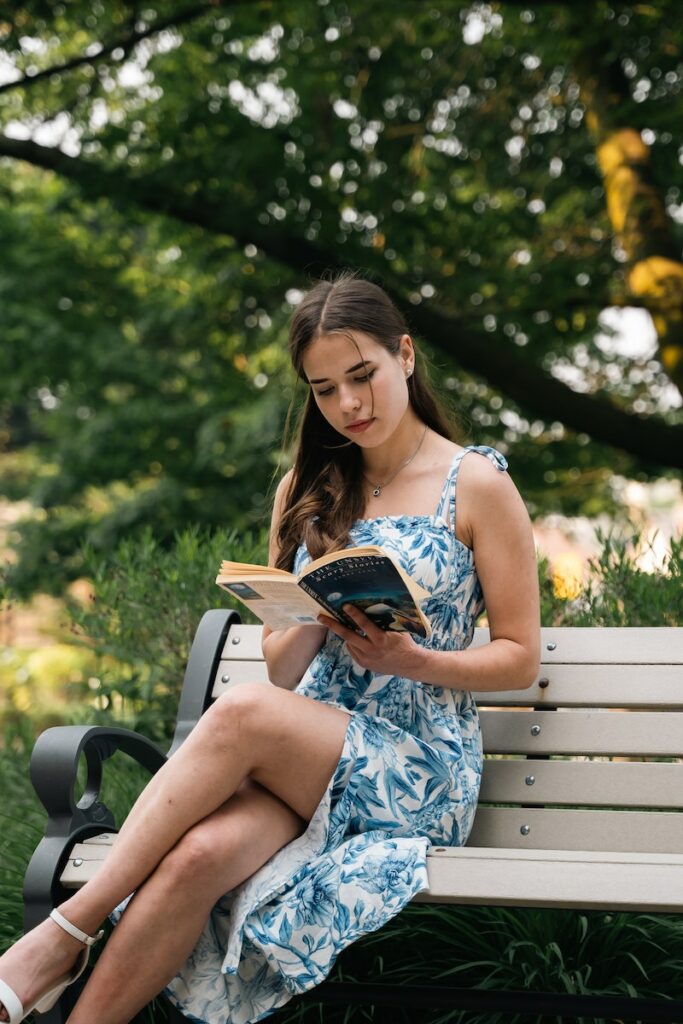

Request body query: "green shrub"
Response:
[65, 524, 268, 744]
[553, 525, 681, 627]
[0, 726, 44, 952]
[0, 729, 170, 1023]
[278, 902, 683, 1024]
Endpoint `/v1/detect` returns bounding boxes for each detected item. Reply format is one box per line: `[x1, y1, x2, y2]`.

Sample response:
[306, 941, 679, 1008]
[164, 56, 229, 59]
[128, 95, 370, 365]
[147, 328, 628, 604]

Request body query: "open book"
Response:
[216, 546, 432, 638]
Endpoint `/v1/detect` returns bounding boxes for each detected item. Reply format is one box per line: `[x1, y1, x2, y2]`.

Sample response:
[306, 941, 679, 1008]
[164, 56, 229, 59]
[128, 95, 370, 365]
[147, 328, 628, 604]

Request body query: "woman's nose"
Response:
[339, 387, 359, 413]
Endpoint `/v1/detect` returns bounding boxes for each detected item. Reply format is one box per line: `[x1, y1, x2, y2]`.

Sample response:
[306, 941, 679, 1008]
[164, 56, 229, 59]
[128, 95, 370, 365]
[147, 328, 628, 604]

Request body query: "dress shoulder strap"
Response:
[435, 445, 509, 531]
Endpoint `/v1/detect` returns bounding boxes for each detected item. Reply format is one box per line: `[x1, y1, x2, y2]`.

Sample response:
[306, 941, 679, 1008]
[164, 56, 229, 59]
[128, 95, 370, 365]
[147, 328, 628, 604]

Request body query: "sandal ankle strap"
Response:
[50, 908, 104, 947]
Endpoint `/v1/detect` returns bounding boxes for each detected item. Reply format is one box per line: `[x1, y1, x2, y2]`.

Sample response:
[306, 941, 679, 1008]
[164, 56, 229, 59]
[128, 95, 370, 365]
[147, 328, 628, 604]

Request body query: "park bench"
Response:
[23, 611, 683, 1023]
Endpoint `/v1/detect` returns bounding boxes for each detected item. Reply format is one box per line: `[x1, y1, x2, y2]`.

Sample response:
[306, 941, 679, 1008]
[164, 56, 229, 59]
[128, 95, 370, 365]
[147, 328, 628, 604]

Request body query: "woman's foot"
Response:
[0, 916, 89, 1023]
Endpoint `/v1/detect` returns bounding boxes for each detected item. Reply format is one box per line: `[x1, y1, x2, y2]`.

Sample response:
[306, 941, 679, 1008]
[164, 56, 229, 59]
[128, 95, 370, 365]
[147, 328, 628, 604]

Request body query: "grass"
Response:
[271, 902, 683, 1024]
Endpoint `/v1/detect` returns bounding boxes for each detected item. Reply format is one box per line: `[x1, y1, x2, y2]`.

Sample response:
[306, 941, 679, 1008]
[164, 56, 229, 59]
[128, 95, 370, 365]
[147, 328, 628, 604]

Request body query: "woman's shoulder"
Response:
[275, 468, 295, 497]
[456, 446, 520, 543]
[456, 446, 512, 501]
[457, 444, 509, 477]
[429, 440, 505, 482]
[270, 470, 296, 528]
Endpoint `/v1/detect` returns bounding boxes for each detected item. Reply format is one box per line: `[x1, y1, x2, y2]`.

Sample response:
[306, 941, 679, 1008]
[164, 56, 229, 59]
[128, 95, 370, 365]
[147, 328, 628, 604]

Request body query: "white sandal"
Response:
[0, 908, 103, 1024]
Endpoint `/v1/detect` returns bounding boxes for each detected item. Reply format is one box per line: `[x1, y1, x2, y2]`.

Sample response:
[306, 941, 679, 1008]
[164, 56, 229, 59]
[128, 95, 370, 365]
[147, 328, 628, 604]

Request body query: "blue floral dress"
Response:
[116, 445, 508, 1023]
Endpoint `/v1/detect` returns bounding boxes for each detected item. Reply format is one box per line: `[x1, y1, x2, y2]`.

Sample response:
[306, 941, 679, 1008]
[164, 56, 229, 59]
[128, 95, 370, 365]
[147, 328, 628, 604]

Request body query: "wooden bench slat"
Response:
[479, 709, 683, 757]
[220, 624, 267, 660]
[473, 665, 683, 708]
[416, 848, 683, 913]
[470, 627, 683, 663]
[221, 625, 683, 666]
[467, 806, 683, 853]
[479, 759, 683, 808]
[211, 661, 683, 708]
[213, 659, 270, 696]
[60, 836, 683, 912]
[60, 835, 115, 889]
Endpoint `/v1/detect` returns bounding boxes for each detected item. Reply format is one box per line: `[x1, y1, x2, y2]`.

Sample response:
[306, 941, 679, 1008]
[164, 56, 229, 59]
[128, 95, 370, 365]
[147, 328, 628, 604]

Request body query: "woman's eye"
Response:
[315, 370, 373, 397]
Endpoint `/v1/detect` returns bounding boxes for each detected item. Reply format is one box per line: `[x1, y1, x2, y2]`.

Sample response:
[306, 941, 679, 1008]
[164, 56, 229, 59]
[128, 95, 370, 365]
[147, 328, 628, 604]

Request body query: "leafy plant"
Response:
[555, 526, 682, 627]
[528, 522, 683, 629]
[65, 524, 269, 744]
[282, 903, 683, 1024]
[0, 725, 168, 1023]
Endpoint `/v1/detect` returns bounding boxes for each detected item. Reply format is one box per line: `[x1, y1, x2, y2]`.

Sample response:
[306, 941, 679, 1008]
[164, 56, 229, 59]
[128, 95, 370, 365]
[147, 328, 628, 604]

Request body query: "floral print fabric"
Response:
[116, 445, 508, 1024]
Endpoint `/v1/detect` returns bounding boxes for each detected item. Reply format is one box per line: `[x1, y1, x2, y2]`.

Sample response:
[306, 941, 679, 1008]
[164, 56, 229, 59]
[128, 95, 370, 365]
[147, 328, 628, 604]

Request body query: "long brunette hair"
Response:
[275, 270, 459, 571]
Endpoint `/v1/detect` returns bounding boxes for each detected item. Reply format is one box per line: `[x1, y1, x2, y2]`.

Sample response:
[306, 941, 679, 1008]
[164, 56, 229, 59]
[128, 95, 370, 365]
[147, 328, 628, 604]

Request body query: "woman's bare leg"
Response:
[0, 684, 351, 1023]
[67, 778, 306, 1024]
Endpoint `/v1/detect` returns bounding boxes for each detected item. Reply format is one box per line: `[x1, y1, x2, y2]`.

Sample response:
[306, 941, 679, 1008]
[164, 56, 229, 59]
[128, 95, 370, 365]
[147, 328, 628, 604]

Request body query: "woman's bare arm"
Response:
[408, 454, 540, 690]
[261, 472, 328, 689]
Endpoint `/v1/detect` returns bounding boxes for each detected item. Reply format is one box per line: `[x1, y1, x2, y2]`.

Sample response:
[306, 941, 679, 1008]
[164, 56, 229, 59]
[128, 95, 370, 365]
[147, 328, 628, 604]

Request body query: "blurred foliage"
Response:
[0, 641, 98, 735]
[0, 1, 681, 596]
[64, 524, 269, 743]
[0, 725, 165, 1023]
[559, 525, 683, 627]
[538, 525, 683, 627]
[0, 722, 45, 952]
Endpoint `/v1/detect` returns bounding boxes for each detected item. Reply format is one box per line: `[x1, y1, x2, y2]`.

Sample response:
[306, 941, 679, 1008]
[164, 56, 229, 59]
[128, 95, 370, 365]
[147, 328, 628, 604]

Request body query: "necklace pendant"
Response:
[372, 486, 382, 497]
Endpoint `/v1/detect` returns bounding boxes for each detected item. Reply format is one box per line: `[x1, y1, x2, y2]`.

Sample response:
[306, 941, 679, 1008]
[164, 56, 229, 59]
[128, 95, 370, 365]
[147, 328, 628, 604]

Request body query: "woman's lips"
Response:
[346, 418, 374, 434]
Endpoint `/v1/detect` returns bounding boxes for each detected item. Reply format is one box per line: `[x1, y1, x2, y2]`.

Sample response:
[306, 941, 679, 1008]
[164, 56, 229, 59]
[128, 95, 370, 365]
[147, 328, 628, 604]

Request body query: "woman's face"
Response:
[302, 330, 414, 446]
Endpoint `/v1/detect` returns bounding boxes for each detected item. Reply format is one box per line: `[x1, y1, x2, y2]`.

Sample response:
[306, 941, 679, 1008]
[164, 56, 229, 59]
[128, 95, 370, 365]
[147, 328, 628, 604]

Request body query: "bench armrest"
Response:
[30, 724, 166, 825]
[24, 725, 165, 931]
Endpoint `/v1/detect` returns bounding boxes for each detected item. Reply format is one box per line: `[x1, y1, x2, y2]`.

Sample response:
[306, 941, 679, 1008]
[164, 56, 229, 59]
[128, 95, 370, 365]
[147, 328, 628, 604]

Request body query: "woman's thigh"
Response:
[214, 683, 353, 824]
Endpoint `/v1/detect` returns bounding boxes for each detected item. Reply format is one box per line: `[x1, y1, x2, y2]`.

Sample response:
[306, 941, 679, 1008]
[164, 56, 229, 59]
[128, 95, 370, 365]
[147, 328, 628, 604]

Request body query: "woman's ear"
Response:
[399, 334, 415, 371]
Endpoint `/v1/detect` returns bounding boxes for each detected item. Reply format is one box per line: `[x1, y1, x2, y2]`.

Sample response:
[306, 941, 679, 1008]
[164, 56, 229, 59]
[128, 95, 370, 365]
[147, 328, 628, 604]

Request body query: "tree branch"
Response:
[1, 134, 680, 469]
[0, 1, 237, 96]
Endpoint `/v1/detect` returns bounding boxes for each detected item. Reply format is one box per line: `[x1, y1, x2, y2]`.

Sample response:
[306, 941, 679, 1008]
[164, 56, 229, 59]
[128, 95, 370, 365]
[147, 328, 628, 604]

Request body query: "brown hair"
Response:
[275, 269, 459, 571]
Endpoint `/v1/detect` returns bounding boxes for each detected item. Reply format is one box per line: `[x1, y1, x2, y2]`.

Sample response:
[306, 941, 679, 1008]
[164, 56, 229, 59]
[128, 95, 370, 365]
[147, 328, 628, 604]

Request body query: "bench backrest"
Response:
[212, 624, 683, 855]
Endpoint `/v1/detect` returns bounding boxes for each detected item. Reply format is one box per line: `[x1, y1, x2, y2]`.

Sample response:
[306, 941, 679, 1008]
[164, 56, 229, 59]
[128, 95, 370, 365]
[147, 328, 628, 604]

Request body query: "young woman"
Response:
[0, 271, 540, 1024]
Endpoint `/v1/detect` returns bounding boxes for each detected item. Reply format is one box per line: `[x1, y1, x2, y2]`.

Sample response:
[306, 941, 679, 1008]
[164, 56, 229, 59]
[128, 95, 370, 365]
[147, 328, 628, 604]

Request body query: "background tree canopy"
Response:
[1, 0, 681, 596]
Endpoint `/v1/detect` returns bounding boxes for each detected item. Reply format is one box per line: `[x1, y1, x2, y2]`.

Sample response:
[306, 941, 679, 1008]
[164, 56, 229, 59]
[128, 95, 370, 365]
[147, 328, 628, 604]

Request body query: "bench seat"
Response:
[60, 834, 683, 914]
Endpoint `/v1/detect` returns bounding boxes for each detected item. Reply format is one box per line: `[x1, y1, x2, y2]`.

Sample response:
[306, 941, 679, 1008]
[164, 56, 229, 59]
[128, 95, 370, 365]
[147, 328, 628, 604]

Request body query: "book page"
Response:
[216, 577, 323, 631]
[219, 561, 293, 580]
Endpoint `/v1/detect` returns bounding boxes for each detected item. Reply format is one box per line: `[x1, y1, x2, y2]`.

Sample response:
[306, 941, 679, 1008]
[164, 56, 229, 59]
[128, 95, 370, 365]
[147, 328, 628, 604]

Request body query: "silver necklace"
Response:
[365, 426, 428, 498]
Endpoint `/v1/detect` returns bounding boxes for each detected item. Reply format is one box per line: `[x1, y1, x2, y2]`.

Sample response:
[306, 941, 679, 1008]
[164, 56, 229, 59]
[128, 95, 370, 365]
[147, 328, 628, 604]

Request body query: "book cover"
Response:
[299, 552, 431, 639]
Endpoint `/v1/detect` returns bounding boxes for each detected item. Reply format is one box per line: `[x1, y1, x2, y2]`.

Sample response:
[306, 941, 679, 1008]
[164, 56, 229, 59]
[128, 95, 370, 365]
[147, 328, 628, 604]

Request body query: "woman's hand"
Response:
[318, 604, 426, 679]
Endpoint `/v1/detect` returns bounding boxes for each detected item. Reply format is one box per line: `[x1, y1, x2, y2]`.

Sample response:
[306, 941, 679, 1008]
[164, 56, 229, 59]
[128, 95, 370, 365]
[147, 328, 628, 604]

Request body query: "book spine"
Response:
[297, 579, 356, 631]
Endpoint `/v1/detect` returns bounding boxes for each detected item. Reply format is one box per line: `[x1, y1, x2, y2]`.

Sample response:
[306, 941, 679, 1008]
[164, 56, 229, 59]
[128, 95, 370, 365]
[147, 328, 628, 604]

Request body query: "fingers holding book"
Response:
[318, 605, 427, 680]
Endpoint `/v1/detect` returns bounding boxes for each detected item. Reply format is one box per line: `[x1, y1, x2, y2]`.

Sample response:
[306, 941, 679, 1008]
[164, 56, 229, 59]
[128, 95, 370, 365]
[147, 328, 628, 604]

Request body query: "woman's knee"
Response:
[159, 821, 237, 887]
[206, 682, 275, 743]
